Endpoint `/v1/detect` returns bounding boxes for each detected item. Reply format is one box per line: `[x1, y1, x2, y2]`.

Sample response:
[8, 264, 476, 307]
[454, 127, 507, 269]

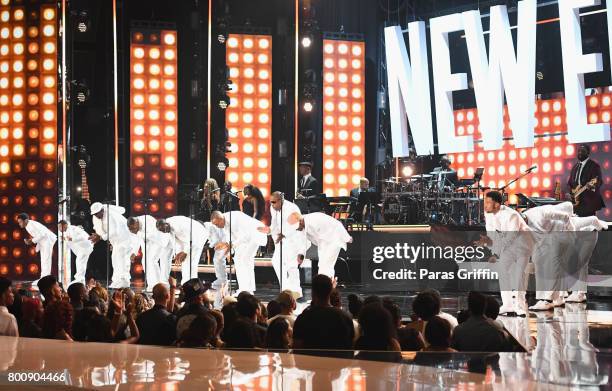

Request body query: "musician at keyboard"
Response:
[566, 144, 605, 217]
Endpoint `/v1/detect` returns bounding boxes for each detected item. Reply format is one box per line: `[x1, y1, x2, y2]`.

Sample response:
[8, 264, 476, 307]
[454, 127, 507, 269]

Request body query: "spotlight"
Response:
[301, 35, 312, 48]
[75, 11, 90, 33]
[71, 80, 90, 105]
[303, 101, 313, 112]
[401, 165, 414, 177]
[219, 94, 230, 109]
[217, 34, 226, 44]
[217, 162, 227, 171]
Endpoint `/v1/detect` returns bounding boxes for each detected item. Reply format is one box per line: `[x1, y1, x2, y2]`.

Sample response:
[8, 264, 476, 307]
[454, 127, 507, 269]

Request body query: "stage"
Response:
[0, 302, 610, 389]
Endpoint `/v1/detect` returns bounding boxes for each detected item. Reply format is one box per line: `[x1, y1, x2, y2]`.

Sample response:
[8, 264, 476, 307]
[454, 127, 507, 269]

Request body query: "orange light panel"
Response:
[225, 34, 272, 197]
[451, 94, 612, 217]
[130, 29, 177, 216]
[0, 2, 57, 278]
[321, 39, 365, 197]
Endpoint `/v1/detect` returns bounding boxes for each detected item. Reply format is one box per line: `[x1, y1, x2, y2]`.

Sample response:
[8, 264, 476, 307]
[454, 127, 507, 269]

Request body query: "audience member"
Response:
[423, 316, 456, 352]
[235, 293, 266, 346]
[67, 282, 87, 311]
[451, 292, 508, 352]
[209, 309, 225, 348]
[42, 299, 73, 340]
[347, 293, 363, 319]
[267, 290, 297, 327]
[292, 275, 354, 355]
[136, 283, 177, 346]
[37, 275, 62, 306]
[177, 312, 217, 348]
[0, 278, 18, 336]
[265, 317, 292, 351]
[266, 300, 281, 319]
[176, 279, 210, 340]
[19, 296, 43, 338]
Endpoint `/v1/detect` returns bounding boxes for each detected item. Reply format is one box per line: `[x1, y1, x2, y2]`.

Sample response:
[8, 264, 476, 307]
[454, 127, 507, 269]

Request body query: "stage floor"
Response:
[1, 302, 610, 389]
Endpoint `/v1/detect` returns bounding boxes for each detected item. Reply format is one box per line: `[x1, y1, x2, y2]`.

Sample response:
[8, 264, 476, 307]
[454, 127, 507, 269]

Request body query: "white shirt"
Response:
[523, 203, 573, 233]
[62, 224, 93, 254]
[269, 200, 308, 251]
[0, 306, 18, 337]
[267, 313, 297, 327]
[133, 215, 172, 250]
[165, 216, 209, 251]
[300, 174, 312, 188]
[221, 211, 268, 248]
[302, 212, 352, 250]
[25, 220, 57, 252]
[485, 205, 534, 256]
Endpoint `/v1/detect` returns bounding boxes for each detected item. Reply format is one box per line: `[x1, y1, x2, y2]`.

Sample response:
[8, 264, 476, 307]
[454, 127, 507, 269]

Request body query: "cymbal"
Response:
[410, 174, 432, 179]
[430, 171, 455, 175]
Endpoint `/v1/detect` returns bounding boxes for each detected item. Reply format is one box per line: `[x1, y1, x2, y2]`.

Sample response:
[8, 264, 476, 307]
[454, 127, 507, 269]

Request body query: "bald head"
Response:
[211, 211, 225, 228]
[287, 212, 302, 225]
[156, 218, 170, 233]
[152, 283, 170, 303]
[127, 217, 140, 234]
[270, 191, 284, 211]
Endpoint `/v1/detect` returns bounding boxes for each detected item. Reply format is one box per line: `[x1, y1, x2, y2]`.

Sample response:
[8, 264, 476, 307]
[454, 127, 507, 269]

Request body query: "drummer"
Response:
[350, 177, 375, 222]
[431, 155, 459, 191]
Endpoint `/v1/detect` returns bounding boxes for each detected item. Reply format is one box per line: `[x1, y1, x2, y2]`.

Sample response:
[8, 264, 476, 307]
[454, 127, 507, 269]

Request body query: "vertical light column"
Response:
[130, 29, 178, 216]
[225, 33, 272, 196]
[0, 1, 58, 279]
[322, 39, 365, 197]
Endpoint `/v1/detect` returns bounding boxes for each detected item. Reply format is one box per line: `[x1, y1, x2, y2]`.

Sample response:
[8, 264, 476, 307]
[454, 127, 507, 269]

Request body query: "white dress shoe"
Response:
[499, 305, 515, 315]
[529, 300, 554, 311]
[552, 298, 565, 307]
[566, 291, 587, 303]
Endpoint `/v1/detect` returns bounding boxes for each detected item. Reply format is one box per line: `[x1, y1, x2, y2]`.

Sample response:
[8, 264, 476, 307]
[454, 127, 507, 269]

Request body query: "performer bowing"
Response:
[210, 210, 268, 295]
[17, 213, 57, 285]
[287, 212, 353, 279]
[58, 220, 93, 285]
[127, 215, 173, 289]
[89, 202, 135, 289]
[567, 144, 605, 217]
[155, 215, 209, 283]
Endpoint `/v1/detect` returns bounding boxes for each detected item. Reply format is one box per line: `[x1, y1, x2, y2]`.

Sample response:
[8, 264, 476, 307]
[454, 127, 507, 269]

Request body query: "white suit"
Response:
[485, 205, 534, 313]
[299, 212, 352, 278]
[25, 220, 57, 279]
[221, 211, 267, 294]
[165, 216, 209, 282]
[131, 215, 173, 288]
[204, 222, 227, 290]
[523, 203, 574, 302]
[270, 200, 308, 296]
[92, 204, 134, 288]
[61, 224, 93, 284]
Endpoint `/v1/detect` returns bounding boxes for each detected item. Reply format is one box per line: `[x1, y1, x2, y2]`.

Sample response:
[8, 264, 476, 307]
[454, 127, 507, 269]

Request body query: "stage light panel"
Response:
[225, 33, 272, 197]
[450, 92, 612, 217]
[130, 28, 177, 215]
[0, 2, 58, 278]
[321, 39, 365, 197]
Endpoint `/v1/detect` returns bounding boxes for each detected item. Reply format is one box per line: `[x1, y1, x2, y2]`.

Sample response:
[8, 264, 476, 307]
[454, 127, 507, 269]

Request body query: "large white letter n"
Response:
[384, 24, 435, 156]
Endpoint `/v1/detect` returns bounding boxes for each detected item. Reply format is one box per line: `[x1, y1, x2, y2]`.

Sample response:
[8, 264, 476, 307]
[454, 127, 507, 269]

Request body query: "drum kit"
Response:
[380, 171, 484, 226]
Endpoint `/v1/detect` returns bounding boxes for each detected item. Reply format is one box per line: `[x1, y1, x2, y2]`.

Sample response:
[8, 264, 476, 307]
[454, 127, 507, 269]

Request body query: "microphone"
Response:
[525, 165, 537, 173]
[57, 196, 70, 205]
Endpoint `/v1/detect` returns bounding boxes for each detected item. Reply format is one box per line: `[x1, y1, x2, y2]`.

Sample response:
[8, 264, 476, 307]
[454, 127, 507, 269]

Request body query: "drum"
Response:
[382, 195, 402, 224]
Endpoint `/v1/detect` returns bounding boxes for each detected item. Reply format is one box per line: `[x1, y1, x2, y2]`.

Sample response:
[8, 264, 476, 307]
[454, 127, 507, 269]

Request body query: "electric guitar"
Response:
[571, 177, 597, 206]
[71, 147, 93, 231]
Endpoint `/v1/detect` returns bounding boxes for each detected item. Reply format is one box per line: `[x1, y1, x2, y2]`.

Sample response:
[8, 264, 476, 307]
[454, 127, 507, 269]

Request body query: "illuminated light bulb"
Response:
[352, 103, 362, 112]
[352, 160, 362, 170]
[134, 125, 144, 135]
[228, 113, 239, 123]
[352, 74, 362, 84]
[243, 128, 253, 138]
[243, 53, 254, 63]
[42, 93, 54, 105]
[164, 49, 175, 60]
[244, 99, 254, 109]
[338, 43, 348, 54]
[13, 61, 23, 72]
[352, 117, 362, 127]
[339, 116, 348, 126]
[163, 79, 174, 90]
[338, 130, 348, 140]
[338, 146, 348, 156]
[0, 162, 8, 174]
[588, 96, 598, 108]
[42, 59, 54, 71]
[324, 43, 334, 53]
[258, 38, 270, 49]
[257, 144, 268, 153]
[244, 68, 255, 78]
[244, 157, 254, 168]
[164, 156, 176, 168]
[339, 88, 348, 97]
[244, 84, 255, 94]
[351, 146, 362, 155]
[12, 95, 22, 106]
[164, 111, 176, 121]
[325, 116, 334, 125]
[351, 59, 361, 69]
[243, 172, 253, 183]
[14, 43, 24, 55]
[43, 127, 54, 139]
[338, 101, 348, 111]
[13, 27, 24, 38]
[164, 125, 176, 136]
[339, 175, 348, 185]
[27, 60, 37, 71]
[164, 94, 176, 105]
[43, 8, 55, 20]
[352, 88, 362, 98]
[0, 11, 7, 22]
[257, 54, 268, 64]
[133, 78, 145, 89]
[149, 140, 160, 151]
[324, 59, 334, 68]
[351, 45, 362, 56]
[0, 145, 7, 156]
[43, 143, 55, 156]
[243, 113, 253, 123]
[324, 174, 335, 184]
[164, 33, 176, 45]
[588, 113, 598, 124]
[258, 70, 269, 79]
[244, 143, 254, 153]
[133, 140, 145, 151]
[149, 48, 160, 59]
[134, 109, 144, 120]
[43, 110, 54, 122]
[227, 37, 239, 47]
[324, 130, 334, 140]
[12, 111, 23, 122]
[258, 128, 269, 138]
[13, 144, 23, 156]
[352, 131, 362, 141]
[339, 59, 348, 69]
[163, 65, 175, 75]
[43, 42, 55, 54]
[13, 128, 22, 138]
[325, 102, 334, 112]
[43, 25, 54, 37]
[13, 77, 23, 88]
[338, 73, 348, 83]
[324, 86, 335, 96]
[149, 64, 161, 75]
[228, 53, 239, 63]
[258, 159, 268, 168]
[324, 145, 334, 156]
[149, 110, 160, 120]
[133, 94, 144, 105]
[0, 46, 7, 56]
[133, 47, 145, 58]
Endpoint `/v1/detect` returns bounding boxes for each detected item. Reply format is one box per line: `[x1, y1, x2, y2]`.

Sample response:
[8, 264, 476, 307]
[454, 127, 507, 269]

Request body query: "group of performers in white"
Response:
[17, 194, 353, 299]
[17, 189, 607, 310]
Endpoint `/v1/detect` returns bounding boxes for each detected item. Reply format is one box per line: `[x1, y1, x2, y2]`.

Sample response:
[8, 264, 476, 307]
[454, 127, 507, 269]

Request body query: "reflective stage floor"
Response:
[1, 304, 611, 389]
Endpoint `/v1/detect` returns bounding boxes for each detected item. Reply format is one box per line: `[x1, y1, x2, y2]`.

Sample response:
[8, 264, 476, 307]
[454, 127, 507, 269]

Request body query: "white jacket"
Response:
[222, 211, 268, 248]
[302, 212, 352, 250]
[61, 224, 93, 254]
[165, 216, 209, 251]
[92, 204, 131, 248]
[485, 205, 534, 257]
[25, 220, 57, 252]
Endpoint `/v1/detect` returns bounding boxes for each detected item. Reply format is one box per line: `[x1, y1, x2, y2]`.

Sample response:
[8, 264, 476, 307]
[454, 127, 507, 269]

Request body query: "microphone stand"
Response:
[136, 199, 150, 292]
[57, 197, 70, 285]
[498, 168, 537, 205]
[103, 199, 115, 289]
[226, 190, 242, 295]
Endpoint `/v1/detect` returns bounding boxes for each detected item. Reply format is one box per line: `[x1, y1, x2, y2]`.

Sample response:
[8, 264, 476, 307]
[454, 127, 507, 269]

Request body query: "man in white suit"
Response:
[287, 212, 353, 279]
[523, 202, 575, 311]
[17, 213, 57, 285]
[203, 221, 227, 291]
[127, 215, 173, 290]
[259, 192, 307, 298]
[479, 191, 534, 316]
[58, 220, 93, 284]
[156, 215, 209, 283]
[211, 210, 267, 295]
[89, 202, 135, 288]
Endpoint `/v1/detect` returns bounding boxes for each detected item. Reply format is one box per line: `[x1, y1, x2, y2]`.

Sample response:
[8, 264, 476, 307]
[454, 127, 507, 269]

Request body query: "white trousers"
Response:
[567, 231, 598, 293]
[71, 248, 93, 284]
[499, 254, 530, 309]
[158, 246, 173, 283]
[533, 233, 571, 300]
[234, 241, 259, 293]
[38, 238, 56, 278]
[110, 243, 132, 287]
[212, 249, 228, 289]
[141, 243, 162, 289]
[317, 244, 342, 279]
[181, 243, 205, 282]
[272, 241, 302, 295]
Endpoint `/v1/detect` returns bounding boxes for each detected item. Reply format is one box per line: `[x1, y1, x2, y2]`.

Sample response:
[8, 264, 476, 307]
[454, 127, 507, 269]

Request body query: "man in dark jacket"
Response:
[136, 281, 177, 346]
[567, 144, 605, 217]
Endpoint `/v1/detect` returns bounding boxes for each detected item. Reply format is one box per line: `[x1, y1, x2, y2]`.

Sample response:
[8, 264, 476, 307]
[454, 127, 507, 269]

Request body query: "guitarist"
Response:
[567, 144, 605, 216]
